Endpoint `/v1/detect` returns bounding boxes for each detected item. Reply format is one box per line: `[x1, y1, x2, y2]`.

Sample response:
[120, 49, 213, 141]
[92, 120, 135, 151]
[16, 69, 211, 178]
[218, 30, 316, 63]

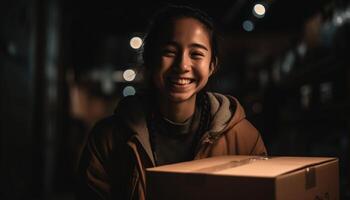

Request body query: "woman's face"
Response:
[152, 17, 214, 103]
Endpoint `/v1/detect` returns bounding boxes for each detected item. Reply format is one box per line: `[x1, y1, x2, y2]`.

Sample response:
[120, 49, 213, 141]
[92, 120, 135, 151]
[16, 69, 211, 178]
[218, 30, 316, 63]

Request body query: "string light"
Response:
[253, 4, 266, 18]
[129, 36, 143, 49]
[123, 69, 136, 81]
[123, 86, 136, 96]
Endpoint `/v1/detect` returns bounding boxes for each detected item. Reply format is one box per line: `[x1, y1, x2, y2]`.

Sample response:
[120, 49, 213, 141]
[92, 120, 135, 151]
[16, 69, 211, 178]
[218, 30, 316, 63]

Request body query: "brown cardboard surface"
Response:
[147, 155, 336, 177]
[146, 156, 339, 200]
[146, 155, 254, 173]
[275, 159, 339, 200]
[215, 156, 336, 177]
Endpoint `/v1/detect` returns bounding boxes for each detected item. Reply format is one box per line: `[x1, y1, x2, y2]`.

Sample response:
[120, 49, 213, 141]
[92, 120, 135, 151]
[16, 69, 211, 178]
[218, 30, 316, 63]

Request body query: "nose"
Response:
[174, 53, 191, 72]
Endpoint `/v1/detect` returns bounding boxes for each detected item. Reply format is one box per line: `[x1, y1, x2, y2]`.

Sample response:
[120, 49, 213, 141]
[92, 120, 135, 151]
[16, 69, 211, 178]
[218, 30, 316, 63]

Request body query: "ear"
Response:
[209, 57, 218, 76]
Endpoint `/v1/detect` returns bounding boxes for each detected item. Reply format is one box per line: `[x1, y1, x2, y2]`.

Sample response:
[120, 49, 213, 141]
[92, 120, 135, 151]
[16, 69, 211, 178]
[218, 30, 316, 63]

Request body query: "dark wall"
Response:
[1, 0, 40, 199]
[1, 0, 65, 199]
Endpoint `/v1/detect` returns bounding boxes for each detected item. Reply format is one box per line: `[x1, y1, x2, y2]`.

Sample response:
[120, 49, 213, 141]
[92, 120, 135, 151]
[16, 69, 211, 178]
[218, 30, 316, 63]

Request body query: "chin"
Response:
[166, 92, 196, 103]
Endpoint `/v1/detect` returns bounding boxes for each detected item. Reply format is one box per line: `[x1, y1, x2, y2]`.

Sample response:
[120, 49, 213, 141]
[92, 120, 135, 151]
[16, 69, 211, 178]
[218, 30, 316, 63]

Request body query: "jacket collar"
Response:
[114, 95, 155, 165]
[207, 92, 246, 134]
[114, 92, 247, 164]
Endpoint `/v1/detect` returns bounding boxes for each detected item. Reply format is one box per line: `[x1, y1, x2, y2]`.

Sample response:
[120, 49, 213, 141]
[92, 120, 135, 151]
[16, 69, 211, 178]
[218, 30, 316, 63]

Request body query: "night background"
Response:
[1, 0, 350, 199]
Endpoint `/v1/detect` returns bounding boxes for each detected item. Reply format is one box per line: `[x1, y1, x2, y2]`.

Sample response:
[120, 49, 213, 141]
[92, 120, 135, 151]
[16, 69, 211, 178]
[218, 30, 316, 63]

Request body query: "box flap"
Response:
[146, 156, 337, 178]
[147, 155, 254, 173]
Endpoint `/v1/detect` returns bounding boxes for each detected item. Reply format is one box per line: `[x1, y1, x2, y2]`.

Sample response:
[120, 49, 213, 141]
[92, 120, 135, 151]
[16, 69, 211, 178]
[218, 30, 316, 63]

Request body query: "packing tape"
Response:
[194, 156, 269, 173]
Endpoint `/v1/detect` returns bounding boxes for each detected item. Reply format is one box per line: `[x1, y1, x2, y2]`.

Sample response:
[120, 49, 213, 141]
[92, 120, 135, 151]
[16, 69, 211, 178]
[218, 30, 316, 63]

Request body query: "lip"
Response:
[166, 76, 195, 90]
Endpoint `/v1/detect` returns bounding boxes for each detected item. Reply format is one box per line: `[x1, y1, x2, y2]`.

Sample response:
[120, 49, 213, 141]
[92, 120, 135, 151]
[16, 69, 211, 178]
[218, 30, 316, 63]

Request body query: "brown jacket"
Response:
[77, 92, 267, 200]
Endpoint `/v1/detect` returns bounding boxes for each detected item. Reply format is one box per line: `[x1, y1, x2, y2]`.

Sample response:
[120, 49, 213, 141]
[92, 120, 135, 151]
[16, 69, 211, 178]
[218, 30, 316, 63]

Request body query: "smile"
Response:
[168, 77, 195, 85]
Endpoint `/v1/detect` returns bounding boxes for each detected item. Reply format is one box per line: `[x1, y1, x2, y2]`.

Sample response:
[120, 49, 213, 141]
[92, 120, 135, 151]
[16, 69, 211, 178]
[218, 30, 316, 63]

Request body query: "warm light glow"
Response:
[130, 36, 143, 49]
[123, 86, 136, 97]
[123, 69, 136, 81]
[253, 4, 266, 18]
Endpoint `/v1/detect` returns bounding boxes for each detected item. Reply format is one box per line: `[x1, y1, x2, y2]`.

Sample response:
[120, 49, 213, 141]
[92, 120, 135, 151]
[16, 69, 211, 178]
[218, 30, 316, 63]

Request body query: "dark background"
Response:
[1, 0, 349, 199]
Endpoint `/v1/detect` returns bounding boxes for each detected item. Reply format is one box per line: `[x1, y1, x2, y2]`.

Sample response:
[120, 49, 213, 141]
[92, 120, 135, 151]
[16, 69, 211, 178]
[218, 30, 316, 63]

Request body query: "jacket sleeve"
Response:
[76, 117, 115, 200]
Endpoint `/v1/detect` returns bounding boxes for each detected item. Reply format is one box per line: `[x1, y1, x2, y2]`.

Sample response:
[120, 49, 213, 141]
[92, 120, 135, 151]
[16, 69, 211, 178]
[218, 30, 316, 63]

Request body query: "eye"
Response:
[190, 51, 205, 59]
[162, 49, 177, 57]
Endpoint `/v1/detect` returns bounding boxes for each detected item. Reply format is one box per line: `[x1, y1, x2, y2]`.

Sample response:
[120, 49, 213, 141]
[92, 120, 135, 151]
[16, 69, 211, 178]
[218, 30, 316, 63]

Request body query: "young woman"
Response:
[77, 5, 267, 200]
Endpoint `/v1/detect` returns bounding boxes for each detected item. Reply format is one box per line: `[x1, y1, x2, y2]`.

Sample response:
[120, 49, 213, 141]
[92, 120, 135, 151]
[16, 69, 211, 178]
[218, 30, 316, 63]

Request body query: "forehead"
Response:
[161, 17, 211, 47]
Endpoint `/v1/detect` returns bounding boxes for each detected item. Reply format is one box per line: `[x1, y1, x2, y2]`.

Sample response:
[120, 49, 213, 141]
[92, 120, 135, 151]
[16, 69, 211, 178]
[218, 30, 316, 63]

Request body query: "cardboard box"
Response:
[146, 155, 339, 200]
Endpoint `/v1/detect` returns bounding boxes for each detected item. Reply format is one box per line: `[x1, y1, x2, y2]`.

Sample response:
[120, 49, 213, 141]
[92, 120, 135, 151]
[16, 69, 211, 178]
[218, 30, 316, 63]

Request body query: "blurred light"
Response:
[102, 79, 114, 95]
[272, 61, 281, 83]
[123, 86, 136, 97]
[123, 69, 136, 81]
[297, 43, 307, 57]
[130, 36, 143, 49]
[320, 82, 333, 104]
[243, 20, 254, 32]
[300, 85, 312, 109]
[335, 16, 343, 25]
[258, 69, 269, 88]
[253, 4, 266, 18]
[281, 50, 295, 74]
[8, 42, 17, 56]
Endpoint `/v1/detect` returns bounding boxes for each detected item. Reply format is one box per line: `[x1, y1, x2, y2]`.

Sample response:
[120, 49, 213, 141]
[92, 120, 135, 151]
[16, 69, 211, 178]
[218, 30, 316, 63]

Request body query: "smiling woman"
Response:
[151, 17, 214, 121]
[77, 4, 267, 200]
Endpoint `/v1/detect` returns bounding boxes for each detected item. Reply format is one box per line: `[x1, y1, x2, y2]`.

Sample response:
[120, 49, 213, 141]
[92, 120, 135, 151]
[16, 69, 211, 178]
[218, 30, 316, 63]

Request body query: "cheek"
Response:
[156, 58, 174, 77]
[151, 67, 167, 88]
[198, 62, 212, 77]
[160, 57, 174, 70]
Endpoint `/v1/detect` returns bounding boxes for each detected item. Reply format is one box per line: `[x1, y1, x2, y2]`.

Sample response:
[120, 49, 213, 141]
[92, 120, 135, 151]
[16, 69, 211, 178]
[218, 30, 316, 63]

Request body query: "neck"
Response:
[157, 95, 196, 123]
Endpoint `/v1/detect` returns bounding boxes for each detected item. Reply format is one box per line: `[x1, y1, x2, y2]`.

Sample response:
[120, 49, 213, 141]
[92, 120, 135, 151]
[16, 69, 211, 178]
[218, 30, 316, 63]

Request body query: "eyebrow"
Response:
[164, 41, 209, 51]
[190, 43, 209, 51]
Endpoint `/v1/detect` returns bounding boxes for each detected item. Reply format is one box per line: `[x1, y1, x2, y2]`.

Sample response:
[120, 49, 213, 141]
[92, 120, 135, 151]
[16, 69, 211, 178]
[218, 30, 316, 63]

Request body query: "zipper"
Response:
[194, 131, 222, 156]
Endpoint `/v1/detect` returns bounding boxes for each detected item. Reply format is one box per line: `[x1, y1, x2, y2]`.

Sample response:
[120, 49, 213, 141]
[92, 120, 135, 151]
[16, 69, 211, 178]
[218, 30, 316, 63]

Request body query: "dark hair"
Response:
[142, 4, 220, 73]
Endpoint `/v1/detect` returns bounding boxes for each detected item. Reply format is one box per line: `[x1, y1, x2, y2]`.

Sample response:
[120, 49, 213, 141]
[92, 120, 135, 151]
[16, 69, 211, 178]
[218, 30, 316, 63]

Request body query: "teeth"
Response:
[170, 78, 192, 85]
[178, 79, 190, 84]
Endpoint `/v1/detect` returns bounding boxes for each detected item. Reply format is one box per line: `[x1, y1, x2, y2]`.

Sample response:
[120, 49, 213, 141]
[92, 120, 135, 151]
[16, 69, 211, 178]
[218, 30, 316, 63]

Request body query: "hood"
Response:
[206, 92, 246, 135]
